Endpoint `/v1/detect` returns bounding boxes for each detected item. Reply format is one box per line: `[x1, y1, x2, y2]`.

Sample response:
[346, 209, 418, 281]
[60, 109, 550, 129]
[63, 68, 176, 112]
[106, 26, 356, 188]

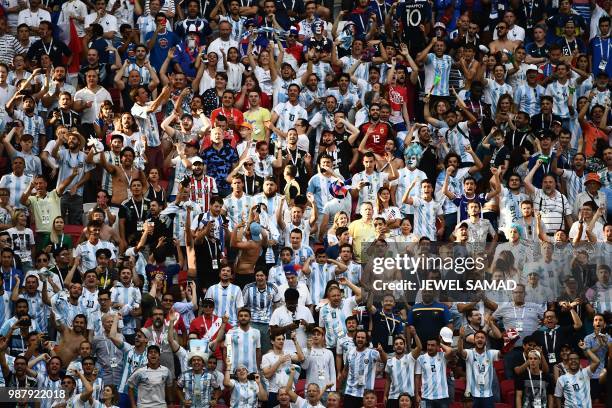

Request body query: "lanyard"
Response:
[375, 0, 387, 22]
[104, 339, 115, 358]
[53, 233, 64, 252]
[132, 198, 144, 221]
[528, 369, 543, 399]
[60, 110, 72, 126]
[42, 40, 53, 55]
[243, 175, 255, 195]
[601, 37, 611, 62]
[287, 148, 299, 166]
[513, 305, 526, 321]
[149, 183, 162, 201]
[152, 326, 166, 346]
[523, 0, 534, 26]
[512, 130, 527, 148]
[469, 100, 483, 118]
[122, 166, 134, 186]
[541, 114, 552, 129]
[544, 328, 556, 353]
[381, 311, 395, 335]
[206, 238, 217, 259]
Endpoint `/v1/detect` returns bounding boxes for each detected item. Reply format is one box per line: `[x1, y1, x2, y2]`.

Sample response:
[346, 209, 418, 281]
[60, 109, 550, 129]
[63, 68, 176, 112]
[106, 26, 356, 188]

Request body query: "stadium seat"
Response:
[450, 403, 463, 408]
[494, 359, 505, 381]
[296, 379, 306, 396]
[500, 379, 514, 403]
[64, 224, 84, 244]
[506, 390, 515, 406]
[374, 378, 386, 391]
[494, 404, 511, 408]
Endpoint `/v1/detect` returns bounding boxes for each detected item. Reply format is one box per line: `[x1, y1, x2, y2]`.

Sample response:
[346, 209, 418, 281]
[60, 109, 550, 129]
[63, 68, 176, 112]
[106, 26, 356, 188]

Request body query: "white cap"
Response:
[439, 327, 453, 344]
[526, 64, 543, 74]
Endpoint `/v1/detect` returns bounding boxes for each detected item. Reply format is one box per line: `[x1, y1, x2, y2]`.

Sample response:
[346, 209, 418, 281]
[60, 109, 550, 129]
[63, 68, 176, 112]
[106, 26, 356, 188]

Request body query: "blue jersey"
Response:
[242, 282, 281, 324]
[554, 367, 593, 408]
[229, 379, 259, 408]
[424, 54, 452, 96]
[227, 327, 261, 373]
[177, 369, 219, 407]
[415, 351, 449, 400]
[307, 263, 336, 305]
[545, 80, 575, 119]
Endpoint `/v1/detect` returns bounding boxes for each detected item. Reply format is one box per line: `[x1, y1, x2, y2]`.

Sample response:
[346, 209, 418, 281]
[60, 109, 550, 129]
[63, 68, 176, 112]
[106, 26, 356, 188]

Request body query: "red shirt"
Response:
[359, 121, 395, 155]
[143, 313, 187, 335]
[210, 107, 244, 130]
[189, 314, 233, 359]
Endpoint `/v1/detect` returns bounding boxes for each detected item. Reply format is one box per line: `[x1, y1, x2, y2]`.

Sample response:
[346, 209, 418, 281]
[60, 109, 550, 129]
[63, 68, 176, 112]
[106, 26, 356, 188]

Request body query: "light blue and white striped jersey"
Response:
[110, 284, 141, 335]
[307, 263, 336, 305]
[170, 156, 193, 197]
[56, 149, 92, 196]
[76, 376, 103, 401]
[0, 291, 10, 324]
[131, 102, 161, 147]
[575, 75, 593, 99]
[36, 373, 62, 408]
[74, 240, 117, 271]
[352, 170, 389, 208]
[252, 193, 286, 225]
[273, 101, 308, 133]
[554, 367, 593, 408]
[318, 296, 358, 348]
[590, 87, 610, 108]
[205, 283, 244, 326]
[484, 78, 513, 116]
[177, 369, 219, 407]
[435, 167, 469, 213]
[242, 282, 281, 324]
[392, 167, 426, 215]
[297, 61, 334, 95]
[19, 292, 47, 333]
[411, 196, 443, 241]
[514, 84, 545, 116]
[0, 172, 33, 209]
[51, 291, 84, 328]
[568, 113, 582, 152]
[424, 54, 452, 96]
[307, 173, 334, 213]
[385, 353, 417, 398]
[13, 110, 45, 155]
[125, 62, 152, 85]
[229, 379, 259, 408]
[99, 151, 120, 196]
[440, 121, 473, 164]
[227, 327, 261, 373]
[282, 219, 311, 248]
[291, 246, 315, 266]
[268, 265, 289, 287]
[416, 351, 449, 400]
[223, 193, 254, 230]
[159, 202, 192, 247]
[465, 349, 500, 398]
[545, 80, 575, 119]
[117, 342, 148, 394]
[78, 288, 100, 321]
[499, 187, 529, 231]
[344, 347, 380, 397]
[561, 169, 585, 205]
[335, 262, 362, 299]
[584, 332, 611, 378]
[299, 86, 325, 121]
[14, 151, 41, 178]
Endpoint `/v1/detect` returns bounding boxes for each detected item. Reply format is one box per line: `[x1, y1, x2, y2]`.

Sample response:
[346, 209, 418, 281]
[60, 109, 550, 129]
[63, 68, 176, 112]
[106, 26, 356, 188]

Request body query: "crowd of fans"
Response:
[0, 0, 611, 406]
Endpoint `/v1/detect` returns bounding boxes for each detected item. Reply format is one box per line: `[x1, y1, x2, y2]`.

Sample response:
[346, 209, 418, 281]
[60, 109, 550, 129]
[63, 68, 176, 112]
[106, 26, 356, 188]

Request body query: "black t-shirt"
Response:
[27, 39, 72, 67]
[194, 237, 222, 289]
[532, 325, 576, 366]
[326, 142, 353, 179]
[119, 198, 151, 241]
[370, 310, 404, 353]
[515, 370, 554, 407]
[491, 145, 511, 168]
[47, 109, 81, 137]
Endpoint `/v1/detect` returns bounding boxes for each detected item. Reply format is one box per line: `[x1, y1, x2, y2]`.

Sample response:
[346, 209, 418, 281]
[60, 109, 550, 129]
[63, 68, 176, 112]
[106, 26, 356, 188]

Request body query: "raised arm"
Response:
[523, 160, 542, 194]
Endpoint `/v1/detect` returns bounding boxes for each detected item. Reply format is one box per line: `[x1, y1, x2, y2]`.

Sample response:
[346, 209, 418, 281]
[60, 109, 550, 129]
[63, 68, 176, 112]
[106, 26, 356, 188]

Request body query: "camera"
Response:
[247, 373, 256, 381]
[19, 317, 31, 327]
[180, 176, 191, 188]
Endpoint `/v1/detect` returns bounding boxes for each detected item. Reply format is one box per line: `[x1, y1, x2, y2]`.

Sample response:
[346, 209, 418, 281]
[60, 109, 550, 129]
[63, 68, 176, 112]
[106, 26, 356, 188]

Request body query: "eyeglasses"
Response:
[36, 258, 48, 262]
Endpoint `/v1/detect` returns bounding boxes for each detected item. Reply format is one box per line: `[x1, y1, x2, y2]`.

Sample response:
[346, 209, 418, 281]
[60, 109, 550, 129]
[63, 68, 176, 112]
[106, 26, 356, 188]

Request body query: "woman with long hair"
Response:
[7, 209, 35, 272]
[325, 211, 349, 247]
[146, 167, 166, 205]
[247, 41, 279, 97]
[94, 100, 115, 141]
[374, 186, 402, 229]
[221, 47, 246, 92]
[494, 94, 517, 129]
[194, 51, 221, 94]
[234, 74, 272, 110]
[39, 216, 73, 255]
[223, 358, 268, 406]
[99, 384, 120, 408]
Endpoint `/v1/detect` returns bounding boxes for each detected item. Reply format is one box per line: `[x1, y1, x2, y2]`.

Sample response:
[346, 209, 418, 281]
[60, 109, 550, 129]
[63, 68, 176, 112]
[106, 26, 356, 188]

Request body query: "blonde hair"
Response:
[11, 209, 26, 227]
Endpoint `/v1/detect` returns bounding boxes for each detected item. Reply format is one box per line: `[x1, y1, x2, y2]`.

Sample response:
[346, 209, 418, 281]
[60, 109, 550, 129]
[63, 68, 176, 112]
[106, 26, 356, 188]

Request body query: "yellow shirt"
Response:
[27, 190, 61, 233]
[348, 218, 377, 263]
[243, 107, 271, 141]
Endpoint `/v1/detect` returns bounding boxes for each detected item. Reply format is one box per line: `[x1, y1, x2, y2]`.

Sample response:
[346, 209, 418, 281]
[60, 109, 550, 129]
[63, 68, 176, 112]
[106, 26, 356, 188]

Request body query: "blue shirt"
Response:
[201, 143, 239, 194]
[144, 30, 180, 71]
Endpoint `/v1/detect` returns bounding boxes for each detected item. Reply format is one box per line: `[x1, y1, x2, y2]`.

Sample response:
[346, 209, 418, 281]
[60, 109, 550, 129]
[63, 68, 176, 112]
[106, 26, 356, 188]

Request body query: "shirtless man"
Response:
[230, 207, 268, 287]
[55, 314, 89, 368]
[100, 147, 146, 205]
[489, 21, 520, 54]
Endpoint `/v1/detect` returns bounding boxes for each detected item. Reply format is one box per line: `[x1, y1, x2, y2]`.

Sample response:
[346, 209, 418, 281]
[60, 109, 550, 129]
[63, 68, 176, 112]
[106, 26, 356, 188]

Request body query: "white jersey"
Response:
[318, 296, 358, 348]
[273, 101, 308, 133]
[302, 347, 336, 391]
[226, 327, 261, 373]
[351, 170, 389, 208]
[74, 239, 117, 271]
[499, 187, 529, 231]
[484, 78, 512, 116]
[424, 53, 452, 96]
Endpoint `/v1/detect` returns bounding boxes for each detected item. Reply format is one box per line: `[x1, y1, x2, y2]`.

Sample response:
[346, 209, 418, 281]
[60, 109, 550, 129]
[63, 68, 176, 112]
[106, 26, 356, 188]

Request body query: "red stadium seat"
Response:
[64, 224, 84, 244]
[500, 379, 514, 403]
[505, 390, 515, 406]
[374, 378, 386, 391]
[495, 404, 511, 408]
[450, 403, 463, 408]
[296, 379, 306, 396]
[494, 360, 505, 381]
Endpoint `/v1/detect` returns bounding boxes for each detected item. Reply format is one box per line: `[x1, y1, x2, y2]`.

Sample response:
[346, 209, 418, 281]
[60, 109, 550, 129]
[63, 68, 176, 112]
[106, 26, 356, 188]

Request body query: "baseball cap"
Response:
[584, 173, 602, 186]
[439, 327, 453, 344]
[240, 122, 253, 130]
[191, 156, 203, 165]
[202, 298, 215, 306]
[249, 222, 262, 241]
[434, 22, 446, 30]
